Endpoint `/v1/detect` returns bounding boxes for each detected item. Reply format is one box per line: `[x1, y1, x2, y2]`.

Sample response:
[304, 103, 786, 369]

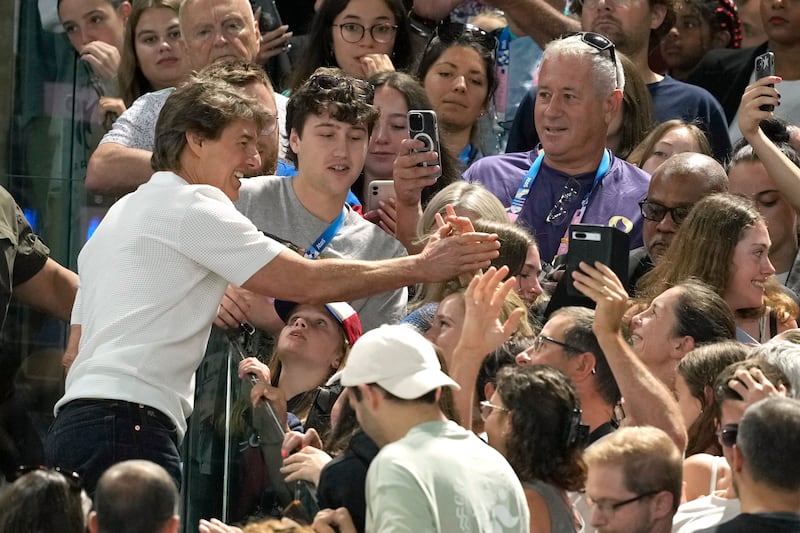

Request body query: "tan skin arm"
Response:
[393, 138, 442, 255]
[13, 258, 78, 322]
[572, 261, 688, 452]
[62, 324, 81, 374]
[486, 0, 580, 46]
[241, 217, 500, 304]
[86, 142, 153, 195]
[448, 266, 523, 430]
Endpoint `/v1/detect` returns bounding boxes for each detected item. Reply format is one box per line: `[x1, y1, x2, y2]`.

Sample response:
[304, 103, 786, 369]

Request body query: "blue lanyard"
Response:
[304, 208, 346, 260]
[508, 148, 611, 221]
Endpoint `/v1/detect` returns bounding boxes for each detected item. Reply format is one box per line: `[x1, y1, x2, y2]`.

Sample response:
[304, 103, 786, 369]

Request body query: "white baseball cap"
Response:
[328, 324, 460, 399]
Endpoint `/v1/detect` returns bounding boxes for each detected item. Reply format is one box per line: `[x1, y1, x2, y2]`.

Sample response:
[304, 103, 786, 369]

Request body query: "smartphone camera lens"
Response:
[409, 112, 423, 132]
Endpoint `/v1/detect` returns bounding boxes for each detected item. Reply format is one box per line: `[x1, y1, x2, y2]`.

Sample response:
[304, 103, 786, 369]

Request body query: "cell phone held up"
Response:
[755, 51, 775, 112]
[250, 0, 282, 34]
[408, 110, 442, 180]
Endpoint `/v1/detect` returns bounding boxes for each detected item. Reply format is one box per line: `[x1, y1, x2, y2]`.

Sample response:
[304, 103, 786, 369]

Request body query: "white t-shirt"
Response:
[57, 171, 284, 439]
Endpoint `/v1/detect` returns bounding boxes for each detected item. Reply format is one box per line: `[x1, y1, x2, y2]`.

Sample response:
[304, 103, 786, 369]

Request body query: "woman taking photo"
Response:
[416, 22, 497, 168]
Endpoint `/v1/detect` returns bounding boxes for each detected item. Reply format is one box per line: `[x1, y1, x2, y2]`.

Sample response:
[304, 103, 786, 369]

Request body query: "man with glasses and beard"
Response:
[465, 32, 649, 265]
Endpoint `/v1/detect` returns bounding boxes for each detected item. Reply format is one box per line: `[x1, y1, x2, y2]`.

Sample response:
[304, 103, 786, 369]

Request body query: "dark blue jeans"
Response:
[44, 399, 181, 495]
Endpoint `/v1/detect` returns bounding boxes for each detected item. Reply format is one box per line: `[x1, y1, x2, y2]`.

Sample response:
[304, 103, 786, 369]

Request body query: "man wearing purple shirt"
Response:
[465, 33, 649, 264]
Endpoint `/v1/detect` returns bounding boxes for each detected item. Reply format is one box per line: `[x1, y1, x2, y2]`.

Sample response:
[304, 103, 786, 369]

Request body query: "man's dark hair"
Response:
[738, 397, 800, 492]
[672, 278, 737, 343]
[713, 360, 790, 420]
[94, 460, 178, 533]
[552, 306, 621, 407]
[285, 67, 379, 168]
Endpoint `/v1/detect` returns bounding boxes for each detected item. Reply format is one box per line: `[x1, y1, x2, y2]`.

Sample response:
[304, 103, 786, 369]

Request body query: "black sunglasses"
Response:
[307, 74, 375, 104]
[717, 424, 738, 448]
[639, 199, 693, 225]
[424, 22, 498, 59]
[560, 31, 620, 88]
[16, 465, 83, 491]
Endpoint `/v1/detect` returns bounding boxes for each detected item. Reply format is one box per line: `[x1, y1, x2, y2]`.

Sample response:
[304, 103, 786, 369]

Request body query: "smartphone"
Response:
[755, 51, 775, 112]
[250, 0, 282, 33]
[408, 110, 442, 179]
[564, 225, 630, 297]
[366, 180, 395, 213]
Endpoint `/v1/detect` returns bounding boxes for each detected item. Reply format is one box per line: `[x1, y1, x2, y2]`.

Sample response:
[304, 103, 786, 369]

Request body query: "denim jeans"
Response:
[44, 399, 181, 494]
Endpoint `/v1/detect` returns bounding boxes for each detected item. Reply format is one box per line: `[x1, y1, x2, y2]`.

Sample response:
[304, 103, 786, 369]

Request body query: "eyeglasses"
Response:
[259, 112, 278, 137]
[332, 22, 398, 44]
[532, 334, 584, 354]
[560, 31, 620, 89]
[479, 400, 509, 421]
[307, 73, 375, 104]
[424, 22, 498, 60]
[15, 465, 83, 491]
[717, 424, 739, 448]
[586, 490, 660, 514]
[638, 199, 692, 225]
[546, 178, 580, 225]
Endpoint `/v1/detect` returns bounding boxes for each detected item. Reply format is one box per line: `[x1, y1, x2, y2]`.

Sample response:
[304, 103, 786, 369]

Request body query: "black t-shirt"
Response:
[697, 512, 800, 533]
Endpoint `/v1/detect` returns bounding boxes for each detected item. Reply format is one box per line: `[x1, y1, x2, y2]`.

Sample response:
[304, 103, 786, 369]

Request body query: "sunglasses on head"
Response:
[307, 74, 375, 104]
[424, 22, 498, 59]
[559, 31, 620, 88]
[16, 465, 83, 491]
[717, 424, 739, 448]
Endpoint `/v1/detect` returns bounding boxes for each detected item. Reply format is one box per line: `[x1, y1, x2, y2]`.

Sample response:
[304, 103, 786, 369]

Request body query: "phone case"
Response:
[408, 110, 442, 179]
[564, 225, 630, 297]
[250, 0, 282, 33]
[755, 51, 775, 112]
[366, 180, 395, 213]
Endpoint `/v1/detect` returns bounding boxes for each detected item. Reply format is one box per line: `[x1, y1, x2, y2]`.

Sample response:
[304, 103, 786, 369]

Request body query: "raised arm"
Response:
[572, 261, 688, 452]
[448, 266, 524, 429]
[486, 0, 580, 46]
[738, 76, 800, 212]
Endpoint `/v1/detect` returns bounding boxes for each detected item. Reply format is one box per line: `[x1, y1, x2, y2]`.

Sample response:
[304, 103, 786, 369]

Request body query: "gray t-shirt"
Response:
[235, 175, 408, 331]
[366, 420, 530, 532]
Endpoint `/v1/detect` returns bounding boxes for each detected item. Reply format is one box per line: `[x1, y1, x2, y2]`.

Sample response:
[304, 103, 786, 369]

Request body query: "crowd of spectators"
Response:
[3, 0, 800, 531]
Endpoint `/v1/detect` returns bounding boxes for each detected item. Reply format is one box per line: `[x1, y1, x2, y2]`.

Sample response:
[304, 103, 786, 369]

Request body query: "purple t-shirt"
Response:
[464, 148, 650, 262]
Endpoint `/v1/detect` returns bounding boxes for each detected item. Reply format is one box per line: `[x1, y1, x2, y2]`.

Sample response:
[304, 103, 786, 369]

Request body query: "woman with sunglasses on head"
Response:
[483, 365, 587, 533]
[287, 0, 413, 91]
[416, 22, 498, 168]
